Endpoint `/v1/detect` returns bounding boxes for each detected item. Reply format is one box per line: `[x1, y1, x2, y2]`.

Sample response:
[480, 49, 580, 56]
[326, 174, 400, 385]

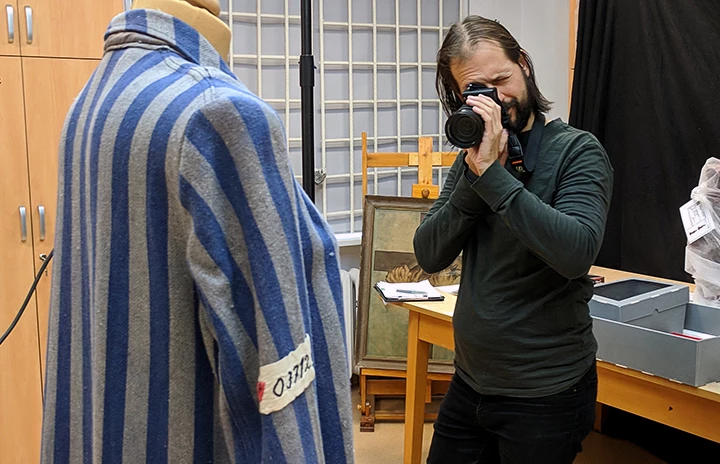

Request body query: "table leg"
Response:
[594, 402, 607, 434]
[404, 312, 430, 464]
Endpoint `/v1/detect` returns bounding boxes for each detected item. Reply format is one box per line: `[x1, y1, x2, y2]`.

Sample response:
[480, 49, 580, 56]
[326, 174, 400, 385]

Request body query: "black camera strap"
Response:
[507, 112, 545, 175]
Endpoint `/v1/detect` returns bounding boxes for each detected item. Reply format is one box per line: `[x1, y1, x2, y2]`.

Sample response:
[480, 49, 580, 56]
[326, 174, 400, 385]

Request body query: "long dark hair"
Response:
[436, 15, 552, 116]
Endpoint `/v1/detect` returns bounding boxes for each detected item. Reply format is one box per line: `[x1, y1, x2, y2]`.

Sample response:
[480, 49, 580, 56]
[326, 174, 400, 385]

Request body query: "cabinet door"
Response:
[0, 56, 43, 464]
[23, 57, 99, 379]
[0, 1, 20, 55]
[18, 0, 123, 58]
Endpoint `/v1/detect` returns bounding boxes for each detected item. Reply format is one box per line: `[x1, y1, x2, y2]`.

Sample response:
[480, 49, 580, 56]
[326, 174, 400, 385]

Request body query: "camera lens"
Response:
[445, 106, 485, 148]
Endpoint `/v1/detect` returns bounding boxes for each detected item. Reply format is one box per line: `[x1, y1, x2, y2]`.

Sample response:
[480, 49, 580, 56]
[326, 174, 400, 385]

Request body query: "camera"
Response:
[445, 83, 507, 149]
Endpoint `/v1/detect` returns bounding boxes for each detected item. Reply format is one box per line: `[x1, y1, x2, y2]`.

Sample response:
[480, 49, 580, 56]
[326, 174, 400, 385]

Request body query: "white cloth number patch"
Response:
[257, 334, 315, 415]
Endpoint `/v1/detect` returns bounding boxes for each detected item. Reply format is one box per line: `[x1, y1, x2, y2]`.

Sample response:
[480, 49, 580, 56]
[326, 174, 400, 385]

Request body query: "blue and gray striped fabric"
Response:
[41, 9, 353, 463]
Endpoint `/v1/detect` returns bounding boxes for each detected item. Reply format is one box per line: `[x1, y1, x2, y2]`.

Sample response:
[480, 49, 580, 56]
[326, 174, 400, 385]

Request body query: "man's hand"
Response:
[464, 94, 509, 177]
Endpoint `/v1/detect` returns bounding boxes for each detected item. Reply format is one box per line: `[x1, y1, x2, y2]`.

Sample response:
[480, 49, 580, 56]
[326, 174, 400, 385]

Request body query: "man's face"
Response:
[450, 41, 534, 133]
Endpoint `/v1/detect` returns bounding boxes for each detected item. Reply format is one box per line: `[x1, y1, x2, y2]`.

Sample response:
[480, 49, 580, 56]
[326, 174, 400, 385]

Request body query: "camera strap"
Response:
[507, 112, 545, 175]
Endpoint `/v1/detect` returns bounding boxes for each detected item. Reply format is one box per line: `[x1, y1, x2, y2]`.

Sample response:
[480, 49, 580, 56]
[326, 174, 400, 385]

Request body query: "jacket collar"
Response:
[104, 9, 234, 78]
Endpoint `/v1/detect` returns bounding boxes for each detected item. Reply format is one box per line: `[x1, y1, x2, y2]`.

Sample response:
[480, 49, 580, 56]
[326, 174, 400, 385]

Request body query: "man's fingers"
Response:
[500, 129, 509, 151]
[469, 102, 500, 127]
[466, 95, 502, 117]
[467, 96, 502, 131]
[471, 103, 494, 123]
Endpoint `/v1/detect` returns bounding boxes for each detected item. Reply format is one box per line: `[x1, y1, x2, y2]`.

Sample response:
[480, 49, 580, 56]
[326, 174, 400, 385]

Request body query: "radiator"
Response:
[339, 268, 360, 377]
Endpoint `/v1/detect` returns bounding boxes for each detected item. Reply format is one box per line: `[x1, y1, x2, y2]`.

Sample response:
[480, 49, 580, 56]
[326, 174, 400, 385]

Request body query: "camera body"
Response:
[445, 83, 508, 149]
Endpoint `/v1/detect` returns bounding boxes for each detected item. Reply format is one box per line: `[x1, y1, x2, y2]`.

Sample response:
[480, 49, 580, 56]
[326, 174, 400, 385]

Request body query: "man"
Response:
[414, 16, 613, 463]
[41, 2, 353, 463]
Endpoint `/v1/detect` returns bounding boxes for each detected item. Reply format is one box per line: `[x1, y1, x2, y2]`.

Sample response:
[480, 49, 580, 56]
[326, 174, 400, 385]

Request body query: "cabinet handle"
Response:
[5, 5, 13, 43]
[24, 5, 31, 44]
[19, 206, 27, 242]
[38, 205, 45, 241]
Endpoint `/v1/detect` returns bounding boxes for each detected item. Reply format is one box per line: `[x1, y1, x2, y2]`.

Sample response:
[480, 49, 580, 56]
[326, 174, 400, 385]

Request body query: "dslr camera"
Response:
[445, 83, 508, 148]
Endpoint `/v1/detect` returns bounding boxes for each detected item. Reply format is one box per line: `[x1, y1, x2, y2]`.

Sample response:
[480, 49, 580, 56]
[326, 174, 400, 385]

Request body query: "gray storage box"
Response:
[593, 303, 720, 386]
[590, 278, 689, 333]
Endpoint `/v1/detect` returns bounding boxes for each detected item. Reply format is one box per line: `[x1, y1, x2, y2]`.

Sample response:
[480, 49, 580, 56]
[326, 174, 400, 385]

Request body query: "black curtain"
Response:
[569, 0, 720, 281]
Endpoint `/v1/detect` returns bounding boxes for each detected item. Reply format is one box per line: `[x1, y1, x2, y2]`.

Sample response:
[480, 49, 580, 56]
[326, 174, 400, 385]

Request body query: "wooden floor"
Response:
[351, 386, 668, 464]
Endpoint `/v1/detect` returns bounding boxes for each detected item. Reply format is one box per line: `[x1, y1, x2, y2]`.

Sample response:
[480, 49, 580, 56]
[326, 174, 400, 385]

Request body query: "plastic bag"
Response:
[685, 157, 720, 307]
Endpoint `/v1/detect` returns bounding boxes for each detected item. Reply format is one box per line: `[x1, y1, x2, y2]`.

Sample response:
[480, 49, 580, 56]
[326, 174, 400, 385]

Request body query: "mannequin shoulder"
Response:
[182, 85, 286, 145]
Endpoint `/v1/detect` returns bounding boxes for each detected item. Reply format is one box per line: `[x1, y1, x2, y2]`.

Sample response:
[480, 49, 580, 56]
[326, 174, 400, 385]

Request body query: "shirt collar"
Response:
[104, 9, 234, 78]
[515, 113, 548, 173]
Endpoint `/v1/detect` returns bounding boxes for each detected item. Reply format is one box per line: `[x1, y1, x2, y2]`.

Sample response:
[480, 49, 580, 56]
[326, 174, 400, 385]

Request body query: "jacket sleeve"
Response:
[467, 140, 613, 280]
[177, 95, 354, 463]
[413, 151, 489, 273]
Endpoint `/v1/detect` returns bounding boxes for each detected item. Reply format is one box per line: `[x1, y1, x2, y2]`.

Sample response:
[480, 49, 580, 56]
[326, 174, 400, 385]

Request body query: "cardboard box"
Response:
[593, 303, 720, 386]
[590, 278, 690, 322]
[590, 278, 689, 333]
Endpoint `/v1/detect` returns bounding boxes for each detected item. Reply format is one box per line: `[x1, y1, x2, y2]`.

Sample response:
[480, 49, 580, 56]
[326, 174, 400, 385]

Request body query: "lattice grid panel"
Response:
[220, 0, 467, 233]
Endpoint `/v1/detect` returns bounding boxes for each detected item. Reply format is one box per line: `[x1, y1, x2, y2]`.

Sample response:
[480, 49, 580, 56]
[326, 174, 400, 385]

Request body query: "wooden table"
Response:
[399, 267, 720, 464]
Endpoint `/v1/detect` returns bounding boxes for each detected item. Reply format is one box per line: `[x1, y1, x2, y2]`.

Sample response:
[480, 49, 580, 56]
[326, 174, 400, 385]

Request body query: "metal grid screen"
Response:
[220, 0, 466, 234]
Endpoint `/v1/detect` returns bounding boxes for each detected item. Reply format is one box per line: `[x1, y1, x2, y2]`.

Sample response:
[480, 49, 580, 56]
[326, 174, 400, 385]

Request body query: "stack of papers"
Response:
[374, 279, 445, 302]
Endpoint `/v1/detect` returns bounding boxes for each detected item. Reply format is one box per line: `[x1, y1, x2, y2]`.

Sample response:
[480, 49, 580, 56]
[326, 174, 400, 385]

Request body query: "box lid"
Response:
[589, 278, 690, 322]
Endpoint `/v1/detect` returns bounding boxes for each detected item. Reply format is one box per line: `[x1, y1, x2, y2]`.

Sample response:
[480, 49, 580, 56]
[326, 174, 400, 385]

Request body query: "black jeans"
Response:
[427, 362, 597, 464]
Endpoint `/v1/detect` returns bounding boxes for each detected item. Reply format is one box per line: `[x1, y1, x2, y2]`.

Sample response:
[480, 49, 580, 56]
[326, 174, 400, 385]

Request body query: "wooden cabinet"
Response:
[16, 0, 123, 58]
[0, 2, 123, 461]
[0, 2, 21, 55]
[0, 55, 44, 464]
[23, 57, 101, 378]
[0, 53, 99, 464]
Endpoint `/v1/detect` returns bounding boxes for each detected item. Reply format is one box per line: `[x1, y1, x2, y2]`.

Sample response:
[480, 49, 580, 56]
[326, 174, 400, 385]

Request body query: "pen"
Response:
[396, 289, 427, 295]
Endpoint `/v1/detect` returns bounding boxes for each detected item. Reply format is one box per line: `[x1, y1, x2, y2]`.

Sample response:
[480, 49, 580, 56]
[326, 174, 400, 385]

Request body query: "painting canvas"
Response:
[355, 195, 460, 373]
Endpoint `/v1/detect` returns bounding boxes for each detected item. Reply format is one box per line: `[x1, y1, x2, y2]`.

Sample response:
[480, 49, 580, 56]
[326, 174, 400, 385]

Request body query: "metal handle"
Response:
[24, 5, 31, 44]
[6, 5, 14, 43]
[19, 206, 27, 242]
[38, 205, 45, 241]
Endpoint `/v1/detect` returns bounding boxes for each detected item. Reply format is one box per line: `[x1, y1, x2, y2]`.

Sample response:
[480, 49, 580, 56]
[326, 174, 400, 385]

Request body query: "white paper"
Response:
[375, 279, 444, 300]
[435, 284, 460, 295]
[682, 329, 717, 340]
[680, 199, 716, 244]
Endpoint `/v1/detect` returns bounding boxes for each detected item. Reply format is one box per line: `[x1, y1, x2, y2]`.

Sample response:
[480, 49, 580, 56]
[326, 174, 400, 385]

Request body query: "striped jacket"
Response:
[41, 9, 353, 464]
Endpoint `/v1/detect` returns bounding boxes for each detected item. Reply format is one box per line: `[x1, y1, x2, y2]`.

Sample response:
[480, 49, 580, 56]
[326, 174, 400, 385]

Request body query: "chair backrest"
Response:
[360, 132, 457, 199]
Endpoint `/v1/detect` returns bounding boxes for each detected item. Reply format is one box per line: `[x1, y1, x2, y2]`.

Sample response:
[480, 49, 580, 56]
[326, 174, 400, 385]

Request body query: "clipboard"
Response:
[373, 280, 445, 302]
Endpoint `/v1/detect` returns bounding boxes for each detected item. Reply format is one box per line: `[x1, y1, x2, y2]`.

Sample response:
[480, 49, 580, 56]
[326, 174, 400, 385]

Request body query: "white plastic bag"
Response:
[685, 157, 720, 307]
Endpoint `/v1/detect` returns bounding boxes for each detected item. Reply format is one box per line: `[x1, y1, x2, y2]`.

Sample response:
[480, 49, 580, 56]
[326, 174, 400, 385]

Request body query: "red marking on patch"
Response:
[257, 382, 266, 402]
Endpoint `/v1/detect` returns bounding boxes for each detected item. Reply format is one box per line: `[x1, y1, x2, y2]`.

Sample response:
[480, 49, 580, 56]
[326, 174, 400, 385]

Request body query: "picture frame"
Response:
[355, 195, 460, 373]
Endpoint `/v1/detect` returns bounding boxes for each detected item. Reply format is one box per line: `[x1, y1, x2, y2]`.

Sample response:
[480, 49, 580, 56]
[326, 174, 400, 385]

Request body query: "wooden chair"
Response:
[361, 132, 457, 200]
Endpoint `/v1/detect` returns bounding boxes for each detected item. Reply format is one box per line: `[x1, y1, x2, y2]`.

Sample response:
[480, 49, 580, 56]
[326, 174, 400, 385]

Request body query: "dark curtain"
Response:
[569, 0, 720, 281]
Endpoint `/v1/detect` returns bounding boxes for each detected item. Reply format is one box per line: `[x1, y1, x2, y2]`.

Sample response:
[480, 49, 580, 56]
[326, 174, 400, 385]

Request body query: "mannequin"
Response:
[132, 0, 231, 62]
[41, 3, 354, 462]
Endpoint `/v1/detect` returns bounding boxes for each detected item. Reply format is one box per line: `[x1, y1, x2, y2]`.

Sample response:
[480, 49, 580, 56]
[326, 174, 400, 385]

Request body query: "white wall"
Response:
[469, 0, 570, 121]
[337, 0, 571, 269]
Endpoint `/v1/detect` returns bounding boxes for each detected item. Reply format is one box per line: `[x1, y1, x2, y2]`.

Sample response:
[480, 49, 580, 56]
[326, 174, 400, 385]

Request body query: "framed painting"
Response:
[355, 195, 460, 373]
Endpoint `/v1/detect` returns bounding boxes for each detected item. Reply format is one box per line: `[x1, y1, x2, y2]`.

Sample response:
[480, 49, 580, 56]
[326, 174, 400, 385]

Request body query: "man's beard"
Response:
[502, 94, 533, 134]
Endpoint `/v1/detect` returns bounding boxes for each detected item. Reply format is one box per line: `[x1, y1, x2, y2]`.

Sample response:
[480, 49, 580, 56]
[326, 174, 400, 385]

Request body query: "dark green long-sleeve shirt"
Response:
[414, 118, 613, 397]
